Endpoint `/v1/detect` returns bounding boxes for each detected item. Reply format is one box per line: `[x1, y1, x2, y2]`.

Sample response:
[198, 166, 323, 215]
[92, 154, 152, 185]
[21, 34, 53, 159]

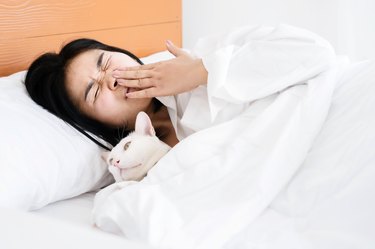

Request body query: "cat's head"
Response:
[102, 111, 169, 181]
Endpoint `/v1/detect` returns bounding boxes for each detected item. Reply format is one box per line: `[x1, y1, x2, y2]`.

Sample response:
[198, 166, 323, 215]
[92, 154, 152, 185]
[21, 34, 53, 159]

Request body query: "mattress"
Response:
[0, 192, 157, 249]
[33, 191, 97, 229]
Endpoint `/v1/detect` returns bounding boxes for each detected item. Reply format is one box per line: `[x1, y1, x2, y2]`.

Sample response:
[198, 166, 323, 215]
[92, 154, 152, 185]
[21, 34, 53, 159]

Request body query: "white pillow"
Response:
[0, 71, 112, 210]
[0, 51, 173, 211]
[140, 50, 174, 64]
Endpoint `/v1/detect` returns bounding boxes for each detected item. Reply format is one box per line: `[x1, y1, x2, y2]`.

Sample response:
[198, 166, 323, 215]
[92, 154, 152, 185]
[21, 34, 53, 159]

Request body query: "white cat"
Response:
[102, 111, 171, 182]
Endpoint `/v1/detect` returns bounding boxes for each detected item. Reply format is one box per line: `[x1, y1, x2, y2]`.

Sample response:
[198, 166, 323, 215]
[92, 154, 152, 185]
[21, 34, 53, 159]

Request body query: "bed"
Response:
[1, 1, 375, 249]
[0, 0, 179, 248]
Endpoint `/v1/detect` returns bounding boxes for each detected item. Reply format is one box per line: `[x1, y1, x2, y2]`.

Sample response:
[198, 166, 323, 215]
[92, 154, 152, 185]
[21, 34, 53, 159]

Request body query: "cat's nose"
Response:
[113, 159, 121, 167]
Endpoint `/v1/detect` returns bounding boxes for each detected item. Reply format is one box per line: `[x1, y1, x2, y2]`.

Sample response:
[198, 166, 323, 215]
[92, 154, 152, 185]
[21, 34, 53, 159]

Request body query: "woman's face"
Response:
[65, 49, 152, 129]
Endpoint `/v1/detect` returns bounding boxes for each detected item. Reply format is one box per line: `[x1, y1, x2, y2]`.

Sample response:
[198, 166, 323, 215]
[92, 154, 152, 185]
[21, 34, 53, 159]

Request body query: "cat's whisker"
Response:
[116, 125, 125, 141]
[117, 127, 121, 141]
[121, 126, 125, 138]
[121, 125, 127, 139]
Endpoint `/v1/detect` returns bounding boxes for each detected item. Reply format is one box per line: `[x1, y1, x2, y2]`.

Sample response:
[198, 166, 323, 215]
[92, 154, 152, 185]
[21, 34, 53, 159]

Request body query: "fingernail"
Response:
[166, 40, 173, 46]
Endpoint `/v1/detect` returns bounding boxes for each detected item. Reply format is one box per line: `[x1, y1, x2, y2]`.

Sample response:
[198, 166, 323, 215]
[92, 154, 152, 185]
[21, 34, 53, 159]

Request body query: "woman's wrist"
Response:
[194, 58, 208, 86]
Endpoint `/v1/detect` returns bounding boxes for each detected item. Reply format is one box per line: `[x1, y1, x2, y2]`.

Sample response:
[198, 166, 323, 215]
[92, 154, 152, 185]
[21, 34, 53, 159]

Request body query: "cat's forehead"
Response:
[111, 131, 156, 152]
[112, 132, 134, 146]
[117, 136, 132, 146]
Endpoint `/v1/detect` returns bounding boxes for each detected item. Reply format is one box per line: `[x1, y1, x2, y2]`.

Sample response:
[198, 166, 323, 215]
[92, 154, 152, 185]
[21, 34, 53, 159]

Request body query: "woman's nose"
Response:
[109, 78, 118, 90]
[103, 71, 118, 90]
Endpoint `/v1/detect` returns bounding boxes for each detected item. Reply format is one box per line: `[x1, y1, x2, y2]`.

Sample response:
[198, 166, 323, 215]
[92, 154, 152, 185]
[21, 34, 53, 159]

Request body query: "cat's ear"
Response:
[135, 111, 156, 136]
[101, 151, 110, 162]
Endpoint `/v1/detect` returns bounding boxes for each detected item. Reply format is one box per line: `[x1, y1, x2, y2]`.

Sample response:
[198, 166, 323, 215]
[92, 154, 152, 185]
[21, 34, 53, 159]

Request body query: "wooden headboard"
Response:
[0, 0, 181, 77]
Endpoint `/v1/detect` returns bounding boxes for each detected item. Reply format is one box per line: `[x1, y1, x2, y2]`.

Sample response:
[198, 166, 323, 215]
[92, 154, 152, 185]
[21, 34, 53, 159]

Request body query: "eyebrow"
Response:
[84, 52, 104, 101]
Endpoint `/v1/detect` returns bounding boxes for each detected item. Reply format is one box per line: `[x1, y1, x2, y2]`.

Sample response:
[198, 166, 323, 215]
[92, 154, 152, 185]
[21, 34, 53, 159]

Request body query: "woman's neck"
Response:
[148, 105, 179, 147]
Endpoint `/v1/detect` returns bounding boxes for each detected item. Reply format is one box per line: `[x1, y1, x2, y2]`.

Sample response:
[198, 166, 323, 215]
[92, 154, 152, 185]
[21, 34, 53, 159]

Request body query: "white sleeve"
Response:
[192, 24, 336, 119]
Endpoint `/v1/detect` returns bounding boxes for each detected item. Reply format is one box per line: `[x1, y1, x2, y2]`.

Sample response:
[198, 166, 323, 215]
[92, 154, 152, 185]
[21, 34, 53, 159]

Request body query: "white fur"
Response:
[102, 112, 171, 182]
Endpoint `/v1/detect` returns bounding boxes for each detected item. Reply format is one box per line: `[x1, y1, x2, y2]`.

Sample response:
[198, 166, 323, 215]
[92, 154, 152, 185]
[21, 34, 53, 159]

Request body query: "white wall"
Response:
[182, 0, 375, 61]
[337, 0, 375, 61]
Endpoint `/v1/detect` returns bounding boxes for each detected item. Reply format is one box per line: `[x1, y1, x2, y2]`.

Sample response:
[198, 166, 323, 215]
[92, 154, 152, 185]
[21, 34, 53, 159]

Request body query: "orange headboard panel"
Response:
[0, 0, 181, 77]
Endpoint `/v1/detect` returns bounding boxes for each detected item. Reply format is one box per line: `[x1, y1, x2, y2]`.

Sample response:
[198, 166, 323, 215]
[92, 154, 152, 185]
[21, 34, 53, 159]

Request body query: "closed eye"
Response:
[93, 55, 112, 102]
[102, 55, 111, 71]
[94, 85, 100, 101]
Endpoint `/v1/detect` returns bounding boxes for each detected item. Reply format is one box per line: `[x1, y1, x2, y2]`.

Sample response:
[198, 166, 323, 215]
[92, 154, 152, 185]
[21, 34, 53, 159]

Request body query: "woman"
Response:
[25, 24, 334, 152]
[25, 39, 202, 150]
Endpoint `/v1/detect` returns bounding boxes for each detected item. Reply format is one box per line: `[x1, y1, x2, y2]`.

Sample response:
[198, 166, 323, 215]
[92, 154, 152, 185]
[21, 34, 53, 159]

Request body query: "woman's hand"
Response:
[112, 40, 208, 98]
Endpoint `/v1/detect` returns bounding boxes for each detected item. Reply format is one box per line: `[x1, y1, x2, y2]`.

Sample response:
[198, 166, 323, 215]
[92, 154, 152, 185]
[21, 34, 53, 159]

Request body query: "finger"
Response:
[126, 87, 157, 99]
[112, 69, 152, 79]
[117, 78, 152, 88]
[115, 63, 155, 72]
[166, 40, 188, 57]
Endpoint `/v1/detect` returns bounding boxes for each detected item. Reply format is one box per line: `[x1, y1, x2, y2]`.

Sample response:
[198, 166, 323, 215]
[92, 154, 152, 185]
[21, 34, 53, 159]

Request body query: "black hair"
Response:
[25, 38, 159, 150]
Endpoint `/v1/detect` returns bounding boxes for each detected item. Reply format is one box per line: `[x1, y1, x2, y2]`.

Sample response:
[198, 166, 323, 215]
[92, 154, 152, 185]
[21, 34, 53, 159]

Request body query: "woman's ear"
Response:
[135, 111, 156, 136]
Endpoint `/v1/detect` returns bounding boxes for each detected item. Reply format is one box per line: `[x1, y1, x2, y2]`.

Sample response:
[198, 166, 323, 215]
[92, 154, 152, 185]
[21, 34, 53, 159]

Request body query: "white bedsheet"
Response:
[85, 33, 375, 249]
[92, 58, 375, 248]
[224, 59, 375, 249]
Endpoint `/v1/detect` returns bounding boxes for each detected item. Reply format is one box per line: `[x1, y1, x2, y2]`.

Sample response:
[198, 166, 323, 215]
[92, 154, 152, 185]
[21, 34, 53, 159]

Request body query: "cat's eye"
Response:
[124, 141, 131, 150]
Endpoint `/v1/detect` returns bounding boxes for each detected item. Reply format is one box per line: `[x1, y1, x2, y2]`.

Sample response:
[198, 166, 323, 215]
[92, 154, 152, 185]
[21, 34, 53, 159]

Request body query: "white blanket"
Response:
[92, 26, 375, 249]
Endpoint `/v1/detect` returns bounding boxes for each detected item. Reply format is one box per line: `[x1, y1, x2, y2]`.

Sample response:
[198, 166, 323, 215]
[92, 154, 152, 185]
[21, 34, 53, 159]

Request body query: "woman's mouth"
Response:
[125, 88, 130, 99]
[128, 88, 138, 93]
[124, 87, 139, 99]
